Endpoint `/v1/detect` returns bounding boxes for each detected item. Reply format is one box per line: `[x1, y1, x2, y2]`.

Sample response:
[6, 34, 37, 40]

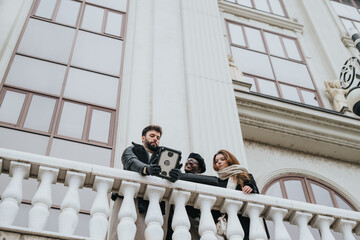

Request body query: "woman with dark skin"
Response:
[212, 150, 260, 240]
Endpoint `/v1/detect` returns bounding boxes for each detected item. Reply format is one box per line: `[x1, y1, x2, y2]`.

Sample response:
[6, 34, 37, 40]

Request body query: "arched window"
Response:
[262, 175, 359, 240]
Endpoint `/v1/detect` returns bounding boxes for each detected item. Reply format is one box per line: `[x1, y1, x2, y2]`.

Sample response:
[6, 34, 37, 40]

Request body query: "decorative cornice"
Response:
[235, 91, 360, 163]
[218, 0, 304, 33]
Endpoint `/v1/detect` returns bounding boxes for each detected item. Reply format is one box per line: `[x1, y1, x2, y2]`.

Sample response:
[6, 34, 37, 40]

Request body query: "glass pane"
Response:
[0, 91, 26, 124]
[18, 19, 75, 63]
[238, 0, 252, 7]
[0, 127, 49, 155]
[86, 0, 127, 12]
[301, 90, 319, 107]
[283, 38, 302, 61]
[56, 0, 81, 27]
[243, 76, 257, 92]
[310, 183, 334, 207]
[265, 182, 283, 198]
[284, 180, 307, 202]
[81, 5, 104, 33]
[57, 102, 87, 139]
[105, 12, 123, 37]
[270, 0, 285, 16]
[228, 23, 246, 46]
[254, 0, 270, 12]
[264, 32, 285, 57]
[6, 55, 66, 96]
[244, 27, 265, 52]
[331, 1, 360, 20]
[341, 18, 356, 33]
[280, 84, 301, 102]
[34, 0, 57, 19]
[72, 30, 123, 76]
[50, 138, 112, 166]
[232, 47, 274, 79]
[88, 109, 111, 143]
[335, 195, 353, 211]
[23, 95, 56, 132]
[271, 57, 314, 89]
[64, 68, 118, 108]
[257, 78, 278, 97]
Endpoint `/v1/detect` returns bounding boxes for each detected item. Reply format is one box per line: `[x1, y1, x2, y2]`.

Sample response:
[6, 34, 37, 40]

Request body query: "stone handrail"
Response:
[0, 148, 359, 240]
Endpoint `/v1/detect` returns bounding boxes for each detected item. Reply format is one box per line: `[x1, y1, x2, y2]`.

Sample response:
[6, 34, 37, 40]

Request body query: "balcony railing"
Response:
[0, 148, 359, 240]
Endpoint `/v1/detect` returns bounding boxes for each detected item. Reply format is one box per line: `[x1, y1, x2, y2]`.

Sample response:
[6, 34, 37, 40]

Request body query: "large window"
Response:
[263, 175, 359, 240]
[225, 0, 287, 17]
[331, 0, 360, 33]
[228, 21, 322, 107]
[0, 0, 127, 167]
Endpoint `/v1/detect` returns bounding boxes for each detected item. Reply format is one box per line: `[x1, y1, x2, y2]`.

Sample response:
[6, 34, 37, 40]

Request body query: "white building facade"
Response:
[0, 0, 359, 239]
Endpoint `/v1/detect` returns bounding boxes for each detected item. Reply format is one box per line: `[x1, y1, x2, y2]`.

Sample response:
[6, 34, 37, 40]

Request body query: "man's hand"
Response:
[145, 164, 161, 175]
[169, 168, 181, 182]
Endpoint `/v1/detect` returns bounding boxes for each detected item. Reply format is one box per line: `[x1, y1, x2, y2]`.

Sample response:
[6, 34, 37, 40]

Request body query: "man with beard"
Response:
[110, 125, 180, 240]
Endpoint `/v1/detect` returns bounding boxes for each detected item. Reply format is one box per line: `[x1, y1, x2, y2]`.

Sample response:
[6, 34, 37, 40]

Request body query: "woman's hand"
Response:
[242, 185, 253, 194]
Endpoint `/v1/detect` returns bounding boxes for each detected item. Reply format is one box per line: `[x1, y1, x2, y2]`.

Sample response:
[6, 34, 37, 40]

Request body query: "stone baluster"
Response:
[58, 171, 86, 235]
[220, 199, 244, 240]
[28, 166, 59, 230]
[355, 224, 360, 238]
[312, 215, 335, 240]
[89, 176, 114, 240]
[169, 190, 191, 240]
[0, 162, 30, 226]
[333, 219, 356, 240]
[144, 185, 166, 240]
[195, 194, 217, 240]
[266, 207, 291, 240]
[243, 203, 267, 240]
[289, 211, 315, 240]
[117, 180, 140, 240]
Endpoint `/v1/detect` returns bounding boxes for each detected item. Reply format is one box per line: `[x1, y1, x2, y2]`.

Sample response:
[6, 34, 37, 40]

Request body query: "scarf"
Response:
[217, 164, 248, 190]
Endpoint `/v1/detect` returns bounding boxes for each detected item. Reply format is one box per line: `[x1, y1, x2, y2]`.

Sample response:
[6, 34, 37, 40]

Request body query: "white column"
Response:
[58, 171, 86, 235]
[144, 185, 166, 240]
[243, 203, 267, 240]
[89, 176, 114, 240]
[312, 215, 335, 240]
[195, 194, 217, 240]
[266, 207, 291, 240]
[333, 219, 356, 240]
[289, 211, 315, 240]
[170, 190, 191, 240]
[180, 0, 247, 166]
[117, 181, 140, 240]
[220, 199, 244, 240]
[28, 166, 59, 230]
[0, 162, 30, 226]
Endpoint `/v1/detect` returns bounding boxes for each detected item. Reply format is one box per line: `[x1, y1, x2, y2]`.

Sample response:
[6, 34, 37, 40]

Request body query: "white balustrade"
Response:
[312, 215, 335, 240]
[170, 190, 191, 240]
[28, 166, 59, 230]
[144, 185, 166, 240]
[0, 149, 359, 240]
[244, 202, 267, 240]
[266, 207, 291, 240]
[0, 162, 30, 226]
[289, 211, 315, 240]
[333, 219, 357, 240]
[117, 180, 140, 240]
[220, 199, 244, 240]
[89, 176, 114, 240]
[58, 171, 86, 235]
[195, 194, 217, 240]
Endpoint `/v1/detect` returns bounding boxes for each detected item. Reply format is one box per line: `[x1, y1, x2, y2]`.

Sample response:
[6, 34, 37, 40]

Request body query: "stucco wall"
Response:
[244, 140, 360, 209]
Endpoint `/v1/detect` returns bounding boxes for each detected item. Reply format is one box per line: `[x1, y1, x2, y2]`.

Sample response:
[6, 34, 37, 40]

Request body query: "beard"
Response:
[144, 139, 158, 152]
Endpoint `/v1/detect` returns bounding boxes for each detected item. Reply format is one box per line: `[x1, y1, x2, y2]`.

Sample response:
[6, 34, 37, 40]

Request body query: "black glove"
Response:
[145, 164, 161, 175]
[169, 168, 182, 183]
[177, 163, 183, 169]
